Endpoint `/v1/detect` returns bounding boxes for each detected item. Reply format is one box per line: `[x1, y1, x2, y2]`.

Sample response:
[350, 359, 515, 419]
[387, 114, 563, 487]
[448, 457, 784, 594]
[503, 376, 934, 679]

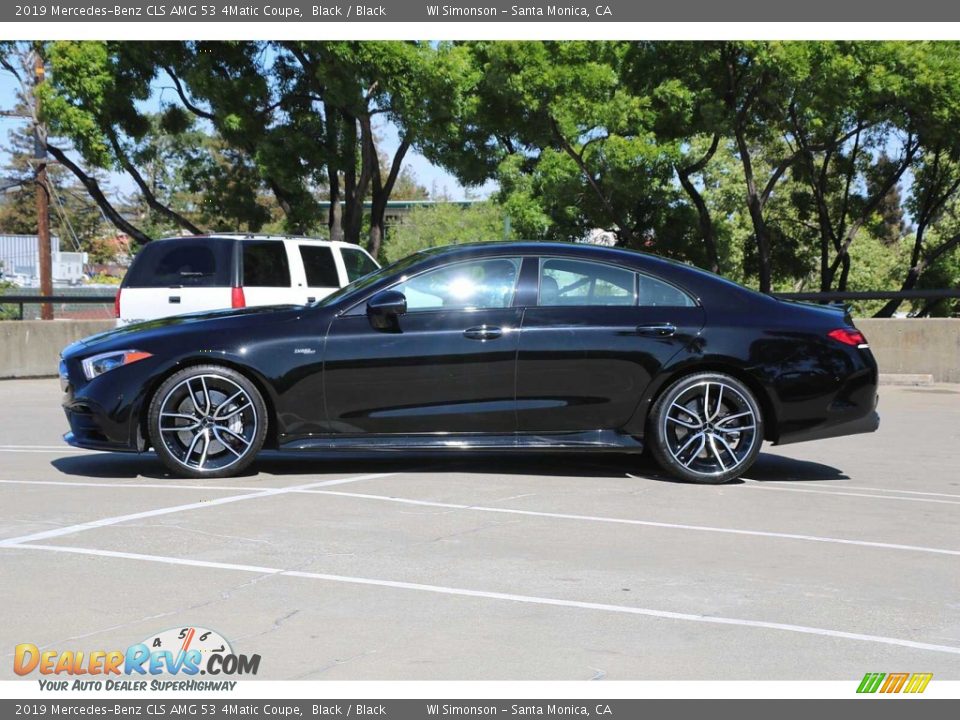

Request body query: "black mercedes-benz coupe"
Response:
[60, 241, 879, 483]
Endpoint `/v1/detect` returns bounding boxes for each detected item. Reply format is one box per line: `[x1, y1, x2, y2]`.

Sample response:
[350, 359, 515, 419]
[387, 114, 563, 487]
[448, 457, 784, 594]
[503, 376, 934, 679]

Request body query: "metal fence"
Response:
[0, 290, 116, 321]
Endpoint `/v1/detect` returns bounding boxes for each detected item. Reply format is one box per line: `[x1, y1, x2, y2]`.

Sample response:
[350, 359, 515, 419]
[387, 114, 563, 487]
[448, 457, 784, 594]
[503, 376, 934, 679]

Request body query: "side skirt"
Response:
[279, 430, 645, 453]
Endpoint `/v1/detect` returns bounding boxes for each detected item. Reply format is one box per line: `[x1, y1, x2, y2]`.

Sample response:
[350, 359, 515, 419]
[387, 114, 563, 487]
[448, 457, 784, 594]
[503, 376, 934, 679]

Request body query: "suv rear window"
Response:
[299, 245, 340, 287]
[123, 238, 233, 288]
[243, 241, 291, 287]
[341, 247, 379, 282]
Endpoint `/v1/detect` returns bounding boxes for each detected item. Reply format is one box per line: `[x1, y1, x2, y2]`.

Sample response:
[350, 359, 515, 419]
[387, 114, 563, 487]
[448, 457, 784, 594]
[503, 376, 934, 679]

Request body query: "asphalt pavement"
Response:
[1, 378, 958, 680]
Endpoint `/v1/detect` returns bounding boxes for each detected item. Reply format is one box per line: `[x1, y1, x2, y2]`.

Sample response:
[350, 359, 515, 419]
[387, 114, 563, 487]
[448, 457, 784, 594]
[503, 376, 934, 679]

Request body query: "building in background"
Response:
[0, 234, 86, 287]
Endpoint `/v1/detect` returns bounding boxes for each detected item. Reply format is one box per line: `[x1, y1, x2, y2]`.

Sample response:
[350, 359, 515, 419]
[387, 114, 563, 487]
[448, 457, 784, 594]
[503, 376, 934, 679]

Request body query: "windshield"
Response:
[313, 252, 427, 308]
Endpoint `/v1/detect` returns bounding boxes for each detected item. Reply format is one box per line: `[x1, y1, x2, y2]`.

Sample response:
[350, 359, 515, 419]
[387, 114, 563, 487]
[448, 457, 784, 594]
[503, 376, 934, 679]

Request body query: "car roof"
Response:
[155, 234, 364, 248]
[410, 241, 766, 307]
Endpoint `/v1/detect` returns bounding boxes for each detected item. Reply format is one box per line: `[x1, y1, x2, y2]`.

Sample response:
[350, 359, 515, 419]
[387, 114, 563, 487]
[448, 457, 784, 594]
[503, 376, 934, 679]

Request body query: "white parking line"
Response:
[0, 472, 395, 548]
[743, 483, 960, 505]
[0, 479, 255, 491]
[0, 445, 84, 450]
[301, 490, 960, 557]
[10, 542, 960, 657]
[749, 481, 960, 499]
[0, 448, 90, 454]
[4, 479, 956, 557]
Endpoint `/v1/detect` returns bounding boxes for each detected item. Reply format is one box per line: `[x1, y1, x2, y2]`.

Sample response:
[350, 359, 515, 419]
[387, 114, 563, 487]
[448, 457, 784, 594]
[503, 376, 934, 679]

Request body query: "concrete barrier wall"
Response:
[1, 318, 958, 382]
[0, 321, 115, 379]
[855, 318, 960, 383]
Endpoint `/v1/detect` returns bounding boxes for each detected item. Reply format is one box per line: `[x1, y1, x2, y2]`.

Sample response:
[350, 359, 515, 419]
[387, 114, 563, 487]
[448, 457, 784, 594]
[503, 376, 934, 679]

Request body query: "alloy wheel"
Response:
[157, 374, 259, 472]
[661, 380, 759, 479]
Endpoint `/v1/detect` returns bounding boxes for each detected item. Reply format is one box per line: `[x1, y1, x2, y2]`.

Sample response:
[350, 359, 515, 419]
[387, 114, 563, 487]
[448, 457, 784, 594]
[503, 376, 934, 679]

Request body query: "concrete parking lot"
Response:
[1, 378, 958, 680]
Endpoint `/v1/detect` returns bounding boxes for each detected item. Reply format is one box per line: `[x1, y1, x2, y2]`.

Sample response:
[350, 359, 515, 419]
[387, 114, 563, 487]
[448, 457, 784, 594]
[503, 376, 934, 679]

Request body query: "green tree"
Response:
[423, 41, 696, 256]
[384, 201, 512, 263]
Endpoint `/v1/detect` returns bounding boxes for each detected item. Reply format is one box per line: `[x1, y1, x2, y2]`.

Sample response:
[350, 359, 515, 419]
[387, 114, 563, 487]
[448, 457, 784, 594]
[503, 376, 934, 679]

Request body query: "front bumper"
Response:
[60, 355, 151, 453]
[62, 397, 144, 453]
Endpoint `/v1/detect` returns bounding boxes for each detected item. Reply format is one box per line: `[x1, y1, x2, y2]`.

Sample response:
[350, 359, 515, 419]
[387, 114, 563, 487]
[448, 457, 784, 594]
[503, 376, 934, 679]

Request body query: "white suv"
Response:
[115, 234, 379, 326]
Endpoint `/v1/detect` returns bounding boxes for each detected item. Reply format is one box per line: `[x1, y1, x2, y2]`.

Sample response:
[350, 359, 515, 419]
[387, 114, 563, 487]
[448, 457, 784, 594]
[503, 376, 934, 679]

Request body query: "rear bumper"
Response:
[775, 385, 879, 446]
[775, 408, 879, 445]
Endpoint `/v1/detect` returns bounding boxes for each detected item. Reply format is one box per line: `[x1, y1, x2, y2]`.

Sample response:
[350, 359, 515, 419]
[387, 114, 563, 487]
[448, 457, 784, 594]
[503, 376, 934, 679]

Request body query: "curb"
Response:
[878, 373, 935, 386]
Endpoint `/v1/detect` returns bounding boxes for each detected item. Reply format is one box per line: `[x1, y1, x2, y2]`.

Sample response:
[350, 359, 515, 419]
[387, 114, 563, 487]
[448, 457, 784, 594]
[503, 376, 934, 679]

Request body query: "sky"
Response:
[0, 59, 491, 213]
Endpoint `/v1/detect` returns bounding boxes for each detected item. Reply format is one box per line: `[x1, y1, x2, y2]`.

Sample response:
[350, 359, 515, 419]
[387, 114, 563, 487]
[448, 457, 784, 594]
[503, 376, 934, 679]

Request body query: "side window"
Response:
[394, 258, 522, 312]
[341, 247, 379, 283]
[242, 242, 291, 287]
[299, 245, 340, 287]
[123, 239, 233, 288]
[539, 258, 635, 307]
[638, 274, 696, 307]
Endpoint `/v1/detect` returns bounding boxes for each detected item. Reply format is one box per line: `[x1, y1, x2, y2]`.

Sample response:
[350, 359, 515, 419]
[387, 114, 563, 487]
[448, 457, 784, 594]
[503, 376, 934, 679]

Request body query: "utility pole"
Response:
[34, 50, 53, 320]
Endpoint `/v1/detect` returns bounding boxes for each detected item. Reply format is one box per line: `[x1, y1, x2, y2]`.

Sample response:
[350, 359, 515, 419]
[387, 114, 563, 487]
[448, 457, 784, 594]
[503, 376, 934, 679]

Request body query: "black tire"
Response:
[648, 371, 764, 484]
[147, 364, 268, 479]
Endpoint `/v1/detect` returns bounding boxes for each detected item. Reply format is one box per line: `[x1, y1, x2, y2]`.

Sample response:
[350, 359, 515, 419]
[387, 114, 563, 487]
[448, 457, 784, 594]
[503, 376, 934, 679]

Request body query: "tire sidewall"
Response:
[147, 364, 268, 479]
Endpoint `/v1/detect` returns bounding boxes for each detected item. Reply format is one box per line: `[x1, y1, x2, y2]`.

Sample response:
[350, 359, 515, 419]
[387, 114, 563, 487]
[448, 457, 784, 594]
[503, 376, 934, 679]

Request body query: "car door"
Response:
[337, 245, 380, 285]
[118, 237, 234, 324]
[515, 256, 704, 432]
[240, 240, 296, 306]
[322, 256, 524, 435]
[296, 243, 342, 304]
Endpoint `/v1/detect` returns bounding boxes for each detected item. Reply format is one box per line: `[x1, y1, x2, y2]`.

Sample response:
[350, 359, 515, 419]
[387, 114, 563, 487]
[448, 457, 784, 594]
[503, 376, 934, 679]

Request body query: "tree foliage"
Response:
[3, 40, 960, 315]
[384, 201, 511, 263]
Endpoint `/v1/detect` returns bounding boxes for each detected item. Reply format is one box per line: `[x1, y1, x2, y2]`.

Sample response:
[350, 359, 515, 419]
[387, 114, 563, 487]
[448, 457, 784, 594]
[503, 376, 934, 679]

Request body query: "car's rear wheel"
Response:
[148, 365, 267, 479]
[648, 372, 763, 484]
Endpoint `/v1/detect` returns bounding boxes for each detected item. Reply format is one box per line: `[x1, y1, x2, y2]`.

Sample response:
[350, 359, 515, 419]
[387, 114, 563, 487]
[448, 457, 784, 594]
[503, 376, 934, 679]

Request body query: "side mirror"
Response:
[367, 290, 407, 330]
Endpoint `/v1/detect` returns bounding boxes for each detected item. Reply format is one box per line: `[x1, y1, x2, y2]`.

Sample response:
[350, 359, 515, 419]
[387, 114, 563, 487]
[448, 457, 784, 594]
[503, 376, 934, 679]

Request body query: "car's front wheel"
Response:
[147, 365, 267, 479]
[648, 372, 763, 484]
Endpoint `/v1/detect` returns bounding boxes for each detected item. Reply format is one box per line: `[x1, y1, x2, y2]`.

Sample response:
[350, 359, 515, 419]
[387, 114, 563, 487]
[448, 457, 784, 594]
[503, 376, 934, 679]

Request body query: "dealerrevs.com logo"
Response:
[14, 627, 260, 692]
[857, 672, 933, 694]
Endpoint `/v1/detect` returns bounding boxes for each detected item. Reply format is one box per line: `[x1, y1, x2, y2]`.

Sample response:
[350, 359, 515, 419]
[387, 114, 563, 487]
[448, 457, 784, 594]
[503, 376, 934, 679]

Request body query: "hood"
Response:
[63, 304, 304, 357]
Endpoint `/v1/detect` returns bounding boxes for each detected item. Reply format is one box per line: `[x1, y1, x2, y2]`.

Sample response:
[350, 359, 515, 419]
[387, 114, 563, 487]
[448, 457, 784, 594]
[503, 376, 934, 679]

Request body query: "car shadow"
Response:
[741, 453, 849, 482]
[50, 449, 847, 484]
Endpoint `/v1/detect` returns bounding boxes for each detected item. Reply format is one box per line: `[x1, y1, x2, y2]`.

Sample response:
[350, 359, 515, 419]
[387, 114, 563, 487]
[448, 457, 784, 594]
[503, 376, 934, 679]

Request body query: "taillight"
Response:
[828, 328, 868, 348]
[114, 288, 121, 319]
[231, 286, 246, 309]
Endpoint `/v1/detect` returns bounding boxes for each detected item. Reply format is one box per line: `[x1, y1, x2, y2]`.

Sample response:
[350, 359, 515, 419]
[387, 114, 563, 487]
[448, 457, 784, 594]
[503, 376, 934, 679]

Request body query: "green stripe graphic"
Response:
[857, 672, 886, 693]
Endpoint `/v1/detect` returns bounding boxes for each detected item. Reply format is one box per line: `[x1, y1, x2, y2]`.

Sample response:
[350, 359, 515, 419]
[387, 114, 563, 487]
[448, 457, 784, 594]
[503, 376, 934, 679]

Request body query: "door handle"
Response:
[307, 296, 316, 303]
[635, 323, 676, 337]
[168, 296, 181, 304]
[464, 325, 503, 341]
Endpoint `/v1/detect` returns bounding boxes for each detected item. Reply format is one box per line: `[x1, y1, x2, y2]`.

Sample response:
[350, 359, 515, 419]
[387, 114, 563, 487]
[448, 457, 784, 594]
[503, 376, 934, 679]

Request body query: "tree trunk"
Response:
[328, 177, 343, 243]
[107, 132, 204, 235]
[341, 112, 364, 245]
[733, 128, 772, 293]
[325, 103, 343, 242]
[675, 134, 721, 274]
[367, 138, 411, 260]
[550, 118, 634, 247]
[47, 144, 153, 245]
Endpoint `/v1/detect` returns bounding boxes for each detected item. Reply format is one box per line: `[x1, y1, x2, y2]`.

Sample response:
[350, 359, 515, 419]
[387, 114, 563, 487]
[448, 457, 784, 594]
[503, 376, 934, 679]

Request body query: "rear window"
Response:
[341, 247, 379, 283]
[123, 238, 233, 288]
[299, 245, 340, 287]
[243, 241, 291, 287]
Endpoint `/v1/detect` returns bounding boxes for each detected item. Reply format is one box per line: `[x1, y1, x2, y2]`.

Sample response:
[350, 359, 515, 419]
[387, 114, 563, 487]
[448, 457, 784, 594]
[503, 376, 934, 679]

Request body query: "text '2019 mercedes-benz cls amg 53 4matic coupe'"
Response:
[60, 242, 879, 484]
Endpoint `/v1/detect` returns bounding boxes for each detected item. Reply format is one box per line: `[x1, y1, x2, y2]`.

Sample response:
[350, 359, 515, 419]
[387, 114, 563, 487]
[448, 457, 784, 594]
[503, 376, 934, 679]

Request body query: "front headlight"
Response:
[81, 350, 153, 381]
